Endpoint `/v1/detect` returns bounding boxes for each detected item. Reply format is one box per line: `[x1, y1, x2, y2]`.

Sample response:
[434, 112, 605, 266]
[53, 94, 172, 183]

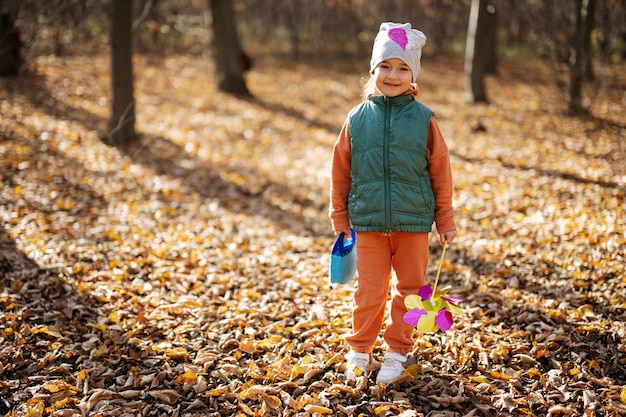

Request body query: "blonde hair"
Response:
[361, 74, 379, 101]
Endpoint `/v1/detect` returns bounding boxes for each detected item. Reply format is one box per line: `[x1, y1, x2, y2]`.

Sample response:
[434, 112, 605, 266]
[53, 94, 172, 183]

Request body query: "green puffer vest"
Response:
[347, 94, 435, 233]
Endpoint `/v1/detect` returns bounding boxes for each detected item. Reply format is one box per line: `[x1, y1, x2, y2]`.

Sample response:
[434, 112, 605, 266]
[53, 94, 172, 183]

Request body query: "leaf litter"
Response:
[0, 53, 625, 416]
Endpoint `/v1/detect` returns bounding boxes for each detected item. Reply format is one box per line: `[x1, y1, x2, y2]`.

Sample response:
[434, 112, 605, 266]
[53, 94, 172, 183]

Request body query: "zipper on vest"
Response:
[383, 96, 392, 233]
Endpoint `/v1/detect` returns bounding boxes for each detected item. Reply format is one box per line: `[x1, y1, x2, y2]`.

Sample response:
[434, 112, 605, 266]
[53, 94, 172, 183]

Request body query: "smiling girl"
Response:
[329, 22, 457, 384]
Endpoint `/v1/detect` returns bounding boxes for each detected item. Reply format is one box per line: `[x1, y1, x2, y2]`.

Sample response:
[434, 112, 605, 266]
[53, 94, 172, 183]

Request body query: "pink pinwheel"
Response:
[403, 242, 464, 333]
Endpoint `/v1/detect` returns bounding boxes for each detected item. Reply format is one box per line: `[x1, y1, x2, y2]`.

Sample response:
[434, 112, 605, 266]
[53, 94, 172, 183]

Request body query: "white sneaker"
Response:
[345, 351, 370, 380]
[376, 352, 407, 384]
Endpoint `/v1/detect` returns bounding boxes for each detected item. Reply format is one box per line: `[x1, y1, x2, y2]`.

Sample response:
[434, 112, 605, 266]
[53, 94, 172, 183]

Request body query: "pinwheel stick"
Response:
[430, 241, 448, 304]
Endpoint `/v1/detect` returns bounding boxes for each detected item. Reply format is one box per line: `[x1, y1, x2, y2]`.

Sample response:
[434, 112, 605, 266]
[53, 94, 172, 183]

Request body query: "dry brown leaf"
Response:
[147, 390, 180, 405]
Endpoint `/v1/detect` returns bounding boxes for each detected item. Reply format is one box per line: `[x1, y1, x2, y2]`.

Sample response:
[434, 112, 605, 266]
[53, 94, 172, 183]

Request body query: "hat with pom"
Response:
[370, 22, 427, 82]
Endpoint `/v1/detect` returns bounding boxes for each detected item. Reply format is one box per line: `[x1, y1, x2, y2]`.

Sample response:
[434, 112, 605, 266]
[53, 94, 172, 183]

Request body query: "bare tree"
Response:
[107, 0, 137, 145]
[484, 0, 498, 74]
[464, 0, 489, 103]
[0, 7, 21, 76]
[568, 0, 597, 115]
[208, 0, 250, 96]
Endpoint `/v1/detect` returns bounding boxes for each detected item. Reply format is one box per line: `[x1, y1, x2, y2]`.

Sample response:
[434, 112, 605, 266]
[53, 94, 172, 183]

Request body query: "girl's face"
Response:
[373, 58, 413, 97]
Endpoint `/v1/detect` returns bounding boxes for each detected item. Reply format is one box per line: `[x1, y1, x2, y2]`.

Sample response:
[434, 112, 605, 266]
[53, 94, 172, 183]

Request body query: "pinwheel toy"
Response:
[403, 242, 464, 332]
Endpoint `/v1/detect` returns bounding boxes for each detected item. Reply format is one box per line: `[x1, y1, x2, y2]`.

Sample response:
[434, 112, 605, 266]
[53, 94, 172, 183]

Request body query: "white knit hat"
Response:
[370, 22, 427, 82]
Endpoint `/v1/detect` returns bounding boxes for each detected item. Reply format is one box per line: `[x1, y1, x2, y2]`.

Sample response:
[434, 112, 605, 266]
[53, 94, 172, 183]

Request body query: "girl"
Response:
[329, 22, 457, 384]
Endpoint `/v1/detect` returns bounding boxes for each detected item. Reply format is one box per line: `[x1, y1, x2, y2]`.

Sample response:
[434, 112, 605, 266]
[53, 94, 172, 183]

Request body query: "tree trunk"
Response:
[208, 0, 250, 96]
[0, 12, 21, 76]
[568, 0, 596, 115]
[583, 0, 596, 80]
[484, 0, 498, 74]
[465, 0, 489, 103]
[108, 0, 137, 145]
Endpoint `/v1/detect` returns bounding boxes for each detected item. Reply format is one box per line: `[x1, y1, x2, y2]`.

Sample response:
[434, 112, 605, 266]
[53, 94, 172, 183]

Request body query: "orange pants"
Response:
[346, 232, 429, 355]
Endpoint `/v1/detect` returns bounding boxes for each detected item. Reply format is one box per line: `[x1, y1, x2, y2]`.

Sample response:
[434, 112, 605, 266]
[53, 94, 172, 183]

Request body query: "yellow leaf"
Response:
[256, 335, 282, 349]
[240, 340, 255, 354]
[206, 387, 228, 397]
[238, 402, 256, 416]
[165, 347, 189, 360]
[33, 326, 63, 338]
[77, 369, 88, 380]
[375, 405, 399, 414]
[261, 394, 281, 409]
[25, 399, 44, 414]
[108, 312, 122, 323]
[240, 385, 265, 399]
[42, 382, 62, 393]
[92, 344, 108, 358]
[489, 370, 511, 381]
[469, 375, 488, 383]
[404, 363, 421, 377]
[589, 360, 601, 372]
[231, 173, 246, 186]
[323, 352, 343, 368]
[352, 365, 365, 377]
[182, 300, 203, 308]
[621, 389, 626, 404]
[174, 369, 197, 383]
[173, 369, 198, 390]
[55, 396, 73, 409]
[289, 364, 303, 380]
[42, 381, 77, 395]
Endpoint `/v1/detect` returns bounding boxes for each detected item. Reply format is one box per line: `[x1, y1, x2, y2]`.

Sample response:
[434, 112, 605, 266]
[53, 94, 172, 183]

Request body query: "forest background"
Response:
[1, 1, 625, 416]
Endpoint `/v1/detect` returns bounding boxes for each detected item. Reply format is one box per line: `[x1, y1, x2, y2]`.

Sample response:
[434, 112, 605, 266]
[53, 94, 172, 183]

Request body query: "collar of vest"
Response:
[369, 94, 414, 107]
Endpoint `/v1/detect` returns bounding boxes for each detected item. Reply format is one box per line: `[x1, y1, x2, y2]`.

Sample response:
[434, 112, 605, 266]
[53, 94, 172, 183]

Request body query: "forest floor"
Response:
[0, 51, 625, 417]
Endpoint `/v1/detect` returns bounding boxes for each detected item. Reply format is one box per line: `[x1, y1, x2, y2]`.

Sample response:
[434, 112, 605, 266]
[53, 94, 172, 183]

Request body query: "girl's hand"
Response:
[440, 230, 457, 245]
[335, 230, 352, 241]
